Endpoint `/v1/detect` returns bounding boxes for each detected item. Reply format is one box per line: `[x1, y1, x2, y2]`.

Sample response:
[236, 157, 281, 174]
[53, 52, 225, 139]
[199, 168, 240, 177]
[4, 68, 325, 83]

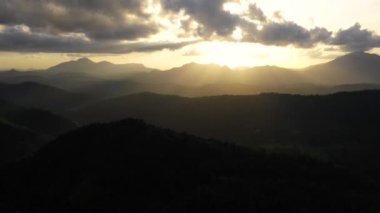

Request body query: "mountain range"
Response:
[2, 52, 380, 212]
[2, 52, 380, 98]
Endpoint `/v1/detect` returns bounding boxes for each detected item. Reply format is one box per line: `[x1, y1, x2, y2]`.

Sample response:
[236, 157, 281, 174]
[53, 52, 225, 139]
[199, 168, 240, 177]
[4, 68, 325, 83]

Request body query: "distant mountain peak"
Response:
[8, 68, 18, 72]
[306, 51, 380, 84]
[76, 57, 93, 63]
[336, 51, 380, 61]
[97, 61, 113, 66]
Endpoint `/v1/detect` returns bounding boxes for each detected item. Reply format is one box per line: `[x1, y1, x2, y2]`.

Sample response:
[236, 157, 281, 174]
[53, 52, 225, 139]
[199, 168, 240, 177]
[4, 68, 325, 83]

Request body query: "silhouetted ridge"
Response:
[4, 53, 380, 98]
[1, 118, 379, 212]
[337, 51, 380, 60]
[48, 57, 94, 71]
[306, 52, 380, 84]
[76, 57, 93, 63]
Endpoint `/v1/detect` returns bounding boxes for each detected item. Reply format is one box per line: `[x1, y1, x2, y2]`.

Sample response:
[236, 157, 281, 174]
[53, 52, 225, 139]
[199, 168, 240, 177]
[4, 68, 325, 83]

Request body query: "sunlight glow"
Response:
[186, 41, 330, 69]
[232, 27, 243, 40]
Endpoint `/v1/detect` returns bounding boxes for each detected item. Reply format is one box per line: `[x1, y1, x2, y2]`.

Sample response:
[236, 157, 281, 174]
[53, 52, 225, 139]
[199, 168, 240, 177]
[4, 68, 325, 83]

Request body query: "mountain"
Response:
[41, 61, 318, 98]
[132, 63, 234, 86]
[0, 82, 90, 112]
[47, 57, 153, 80]
[0, 121, 44, 165]
[1, 119, 379, 213]
[132, 63, 309, 87]
[0, 98, 77, 137]
[3, 53, 380, 99]
[3, 108, 77, 137]
[0, 59, 157, 99]
[72, 91, 380, 179]
[236, 66, 309, 86]
[306, 52, 380, 84]
[0, 99, 78, 164]
[0, 70, 47, 83]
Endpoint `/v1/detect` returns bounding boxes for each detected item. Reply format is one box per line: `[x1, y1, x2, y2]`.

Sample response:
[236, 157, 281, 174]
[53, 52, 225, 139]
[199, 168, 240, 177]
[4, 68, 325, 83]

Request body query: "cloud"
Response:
[0, 25, 196, 53]
[86, 25, 159, 41]
[0, 0, 380, 53]
[241, 21, 380, 52]
[243, 21, 332, 48]
[158, 0, 336, 49]
[160, 0, 242, 37]
[183, 49, 202, 56]
[331, 23, 380, 52]
[247, 4, 267, 23]
[160, 0, 380, 52]
[272, 11, 284, 22]
[0, 0, 158, 41]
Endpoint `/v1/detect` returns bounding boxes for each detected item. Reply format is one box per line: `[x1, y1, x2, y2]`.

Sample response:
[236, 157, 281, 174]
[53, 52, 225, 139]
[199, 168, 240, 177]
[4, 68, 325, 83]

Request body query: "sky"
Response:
[0, 0, 380, 70]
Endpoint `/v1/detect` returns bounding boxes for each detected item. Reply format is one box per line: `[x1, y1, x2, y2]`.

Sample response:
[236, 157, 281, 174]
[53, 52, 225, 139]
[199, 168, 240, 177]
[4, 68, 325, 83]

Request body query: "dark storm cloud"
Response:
[242, 21, 380, 52]
[86, 25, 158, 41]
[0, 25, 194, 53]
[331, 23, 380, 52]
[243, 22, 332, 48]
[0, 0, 158, 41]
[160, 0, 242, 37]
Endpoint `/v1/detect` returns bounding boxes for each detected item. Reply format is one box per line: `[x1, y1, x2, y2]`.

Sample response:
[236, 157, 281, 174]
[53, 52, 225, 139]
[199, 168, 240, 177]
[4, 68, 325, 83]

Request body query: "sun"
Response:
[185, 41, 292, 68]
[188, 41, 257, 68]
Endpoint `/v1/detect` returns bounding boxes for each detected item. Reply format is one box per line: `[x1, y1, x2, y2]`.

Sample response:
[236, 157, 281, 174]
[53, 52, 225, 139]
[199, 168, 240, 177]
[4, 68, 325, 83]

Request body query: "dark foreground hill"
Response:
[1, 119, 379, 213]
[73, 91, 380, 179]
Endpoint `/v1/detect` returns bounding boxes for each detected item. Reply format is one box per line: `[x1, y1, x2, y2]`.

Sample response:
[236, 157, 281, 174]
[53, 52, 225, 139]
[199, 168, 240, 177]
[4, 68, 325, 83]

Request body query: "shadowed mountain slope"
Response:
[73, 91, 380, 179]
[0, 82, 89, 112]
[0, 100, 78, 164]
[0, 99, 77, 137]
[306, 52, 380, 84]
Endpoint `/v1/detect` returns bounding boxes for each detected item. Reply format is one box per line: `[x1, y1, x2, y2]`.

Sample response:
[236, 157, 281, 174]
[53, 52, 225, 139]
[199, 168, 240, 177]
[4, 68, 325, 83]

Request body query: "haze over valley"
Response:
[2, 52, 380, 101]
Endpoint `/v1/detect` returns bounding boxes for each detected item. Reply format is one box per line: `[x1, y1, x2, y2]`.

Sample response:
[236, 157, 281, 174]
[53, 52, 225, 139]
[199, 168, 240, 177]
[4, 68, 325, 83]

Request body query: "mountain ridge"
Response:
[2, 52, 380, 98]
[305, 52, 380, 84]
